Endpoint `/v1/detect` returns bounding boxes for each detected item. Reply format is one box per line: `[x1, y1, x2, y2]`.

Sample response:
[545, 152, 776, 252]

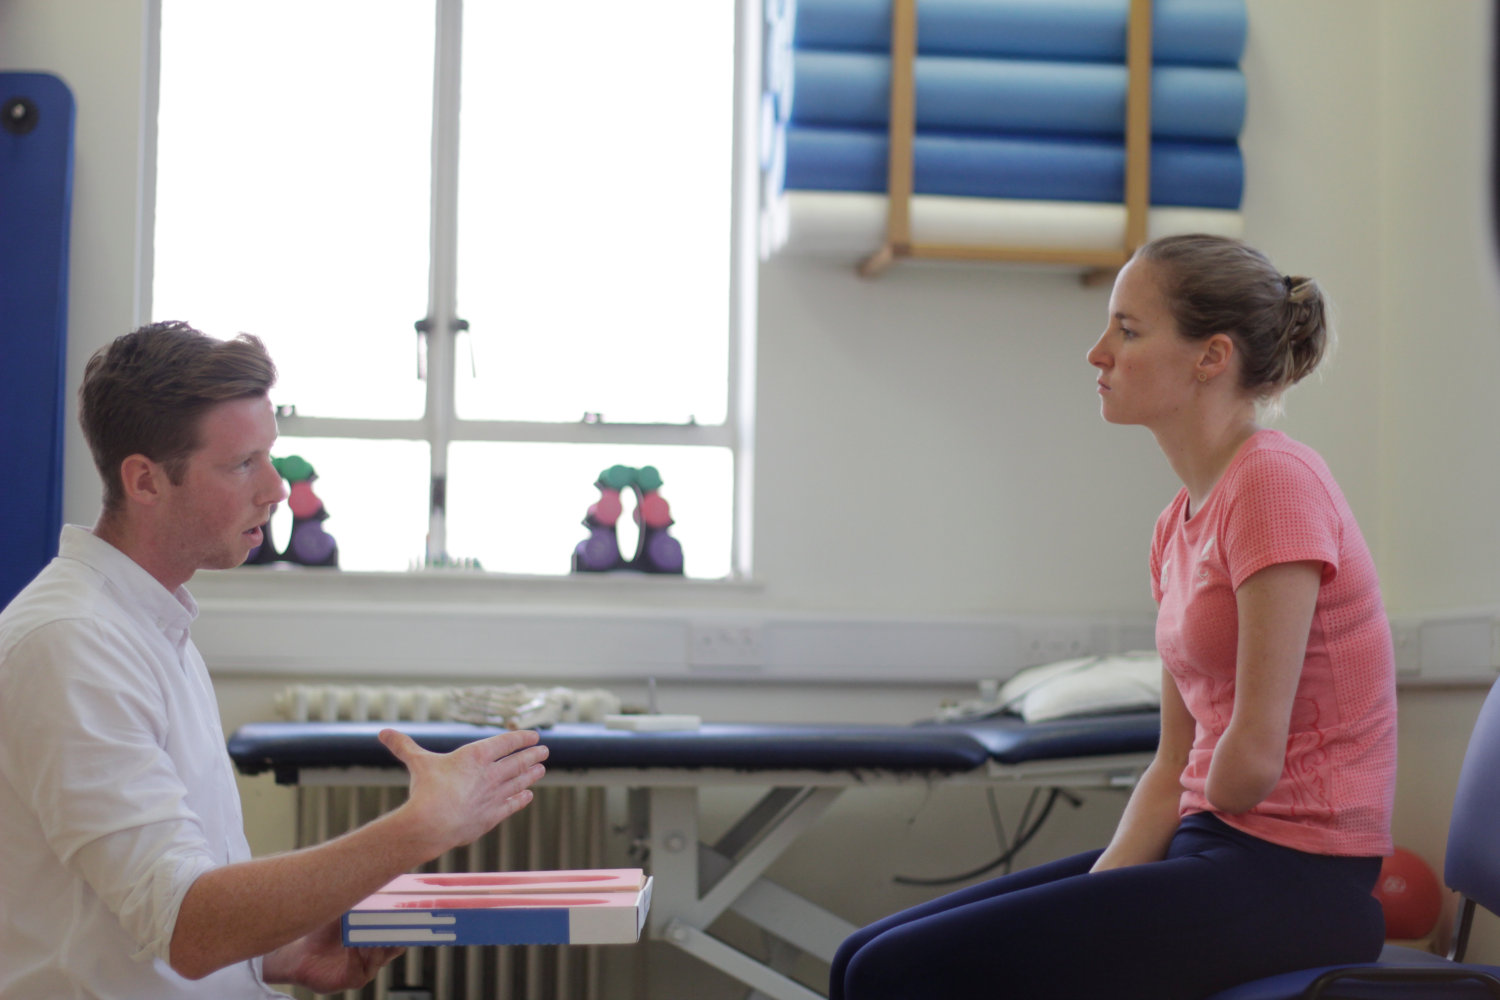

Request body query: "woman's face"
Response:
[1086, 258, 1207, 429]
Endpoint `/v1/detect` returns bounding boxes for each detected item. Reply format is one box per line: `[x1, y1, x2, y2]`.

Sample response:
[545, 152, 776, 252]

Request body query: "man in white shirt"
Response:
[0, 322, 549, 997]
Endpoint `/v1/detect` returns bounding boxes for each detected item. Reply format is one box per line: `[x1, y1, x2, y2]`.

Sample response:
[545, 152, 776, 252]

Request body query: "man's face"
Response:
[157, 395, 288, 579]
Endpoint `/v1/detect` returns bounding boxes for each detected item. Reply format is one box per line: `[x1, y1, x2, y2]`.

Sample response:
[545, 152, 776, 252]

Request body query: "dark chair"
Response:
[1208, 678, 1500, 999]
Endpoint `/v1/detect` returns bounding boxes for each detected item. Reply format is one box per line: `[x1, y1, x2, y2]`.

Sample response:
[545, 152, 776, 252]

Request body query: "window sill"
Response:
[189, 566, 777, 682]
[186, 575, 1500, 690]
[191, 564, 764, 608]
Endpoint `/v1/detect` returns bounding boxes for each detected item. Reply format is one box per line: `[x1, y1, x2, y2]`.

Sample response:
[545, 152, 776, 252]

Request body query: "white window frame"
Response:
[142, 0, 761, 582]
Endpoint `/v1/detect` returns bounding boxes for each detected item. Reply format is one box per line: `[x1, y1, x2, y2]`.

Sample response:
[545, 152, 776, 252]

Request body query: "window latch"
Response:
[414, 317, 431, 380]
[414, 316, 471, 380]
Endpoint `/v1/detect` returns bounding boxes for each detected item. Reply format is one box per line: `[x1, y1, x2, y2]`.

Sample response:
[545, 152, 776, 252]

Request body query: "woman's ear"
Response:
[1197, 333, 1236, 382]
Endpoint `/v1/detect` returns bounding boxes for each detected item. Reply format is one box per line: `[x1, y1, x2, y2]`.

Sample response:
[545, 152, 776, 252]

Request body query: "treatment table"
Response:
[229, 713, 1158, 1000]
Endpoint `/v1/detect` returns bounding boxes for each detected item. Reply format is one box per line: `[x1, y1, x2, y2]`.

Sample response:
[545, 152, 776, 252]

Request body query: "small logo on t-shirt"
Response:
[1196, 537, 1215, 586]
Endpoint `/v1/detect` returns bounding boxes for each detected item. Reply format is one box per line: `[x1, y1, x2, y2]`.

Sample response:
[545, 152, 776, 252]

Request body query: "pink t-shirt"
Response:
[1150, 430, 1396, 857]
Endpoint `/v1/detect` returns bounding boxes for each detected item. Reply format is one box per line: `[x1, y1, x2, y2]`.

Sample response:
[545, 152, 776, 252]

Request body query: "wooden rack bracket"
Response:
[858, 0, 1155, 284]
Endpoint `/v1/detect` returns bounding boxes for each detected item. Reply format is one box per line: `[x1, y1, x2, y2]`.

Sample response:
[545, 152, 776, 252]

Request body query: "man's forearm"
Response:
[170, 726, 546, 981]
[169, 804, 434, 981]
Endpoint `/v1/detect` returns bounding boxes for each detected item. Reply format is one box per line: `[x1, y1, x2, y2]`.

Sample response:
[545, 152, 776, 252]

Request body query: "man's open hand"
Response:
[378, 727, 549, 855]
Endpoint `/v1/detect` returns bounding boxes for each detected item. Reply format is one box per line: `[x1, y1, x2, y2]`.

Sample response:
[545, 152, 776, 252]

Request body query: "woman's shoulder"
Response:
[1231, 430, 1334, 485]
[1223, 430, 1344, 518]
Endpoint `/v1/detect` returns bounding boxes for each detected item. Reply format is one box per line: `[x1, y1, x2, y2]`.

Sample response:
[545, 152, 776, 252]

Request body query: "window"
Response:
[152, 0, 754, 579]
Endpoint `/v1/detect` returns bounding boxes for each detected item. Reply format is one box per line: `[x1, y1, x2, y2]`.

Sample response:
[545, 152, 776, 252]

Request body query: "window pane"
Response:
[453, 1, 734, 424]
[154, 0, 435, 420]
[251, 437, 432, 574]
[446, 443, 733, 579]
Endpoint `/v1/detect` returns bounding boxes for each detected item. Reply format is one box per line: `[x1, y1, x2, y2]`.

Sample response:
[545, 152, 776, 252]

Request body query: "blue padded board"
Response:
[790, 53, 1246, 141]
[0, 73, 75, 610]
[784, 125, 1243, 208]
[226, 716, 1160, 785]
[940, 710, 1159, 765]
[228, 721, 991, 783]
[791, 0, 1248, 67]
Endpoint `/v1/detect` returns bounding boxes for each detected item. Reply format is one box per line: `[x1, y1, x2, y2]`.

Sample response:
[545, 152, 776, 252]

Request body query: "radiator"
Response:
[275, 685, 615, 1000]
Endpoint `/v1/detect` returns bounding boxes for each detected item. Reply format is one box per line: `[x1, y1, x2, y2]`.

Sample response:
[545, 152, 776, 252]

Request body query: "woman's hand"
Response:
[1092, 665, 1193, 872]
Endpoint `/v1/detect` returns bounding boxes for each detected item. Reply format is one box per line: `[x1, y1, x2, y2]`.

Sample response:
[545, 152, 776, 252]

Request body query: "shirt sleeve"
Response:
[0, 617, 219, 965]
[1220, 449, 1342, 591]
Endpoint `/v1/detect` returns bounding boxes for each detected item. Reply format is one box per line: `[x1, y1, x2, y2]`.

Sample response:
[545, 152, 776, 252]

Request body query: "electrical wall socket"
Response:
[1390, 622, 1422, 676]
[1016, 625, 1091, 666]
[688, 622, 765, 670]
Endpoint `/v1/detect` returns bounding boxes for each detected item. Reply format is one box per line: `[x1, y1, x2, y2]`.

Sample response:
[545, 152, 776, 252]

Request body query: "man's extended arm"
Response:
[169, 728, 547, 983]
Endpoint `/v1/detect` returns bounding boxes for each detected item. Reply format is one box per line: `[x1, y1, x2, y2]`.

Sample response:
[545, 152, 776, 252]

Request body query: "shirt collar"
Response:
[58, 525, 200, 628]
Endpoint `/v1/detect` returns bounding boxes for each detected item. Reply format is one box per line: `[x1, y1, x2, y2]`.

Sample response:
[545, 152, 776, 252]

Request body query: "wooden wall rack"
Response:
[857, 0, 1154, 281]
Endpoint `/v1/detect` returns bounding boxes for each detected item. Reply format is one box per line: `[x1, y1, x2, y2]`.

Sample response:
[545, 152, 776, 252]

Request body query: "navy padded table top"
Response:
[227, 714, 1159, 786]
[939, 710, 1160, 766]
[228, 720, 991, 784]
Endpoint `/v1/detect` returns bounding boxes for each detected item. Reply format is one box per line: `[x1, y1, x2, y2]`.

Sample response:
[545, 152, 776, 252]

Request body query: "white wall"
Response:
[1378, 2, 1500, 615]
[6, 0, 1500, 984]
[750, 0, 1389, 618]
[1374, 1, 1500, 959]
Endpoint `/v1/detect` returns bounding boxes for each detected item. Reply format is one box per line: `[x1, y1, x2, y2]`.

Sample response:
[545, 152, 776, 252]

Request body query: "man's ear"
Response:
[118, 454, 165, 506]
[1197, 332, 1236, 381]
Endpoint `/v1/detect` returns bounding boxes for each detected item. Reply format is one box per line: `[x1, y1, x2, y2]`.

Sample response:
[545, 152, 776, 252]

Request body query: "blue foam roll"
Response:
[793, 0, 1247, 67]
[790, 51, 1244, 141]
[782, 125, 1243, 208]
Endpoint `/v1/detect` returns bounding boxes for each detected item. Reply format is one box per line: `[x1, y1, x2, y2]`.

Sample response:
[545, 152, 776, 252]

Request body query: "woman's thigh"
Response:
[834, 819, 1382, 1000]
[828, 849, 1103, 1000]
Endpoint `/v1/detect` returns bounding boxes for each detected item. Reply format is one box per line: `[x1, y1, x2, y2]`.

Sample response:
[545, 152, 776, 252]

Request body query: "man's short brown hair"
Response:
[79, 321, 278, 512]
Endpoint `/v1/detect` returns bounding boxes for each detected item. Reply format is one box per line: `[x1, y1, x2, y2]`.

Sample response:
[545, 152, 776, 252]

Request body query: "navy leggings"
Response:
[830, 813, 1383, 1000]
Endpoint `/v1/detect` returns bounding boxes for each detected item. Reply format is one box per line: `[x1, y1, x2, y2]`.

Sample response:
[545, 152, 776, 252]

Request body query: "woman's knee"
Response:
[841, 933, 916, 1000]
[828, 933, 868, 1000]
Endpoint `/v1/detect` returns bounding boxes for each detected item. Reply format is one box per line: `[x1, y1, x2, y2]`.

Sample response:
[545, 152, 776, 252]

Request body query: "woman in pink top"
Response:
[831, 235, 1396, 1000]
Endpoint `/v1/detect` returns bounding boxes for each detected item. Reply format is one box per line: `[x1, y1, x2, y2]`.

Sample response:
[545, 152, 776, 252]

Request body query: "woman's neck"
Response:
[1154, 412, 1262, 516]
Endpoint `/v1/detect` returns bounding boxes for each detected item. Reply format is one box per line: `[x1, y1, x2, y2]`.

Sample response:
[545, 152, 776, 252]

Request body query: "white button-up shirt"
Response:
[0, 526, 280, 998]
